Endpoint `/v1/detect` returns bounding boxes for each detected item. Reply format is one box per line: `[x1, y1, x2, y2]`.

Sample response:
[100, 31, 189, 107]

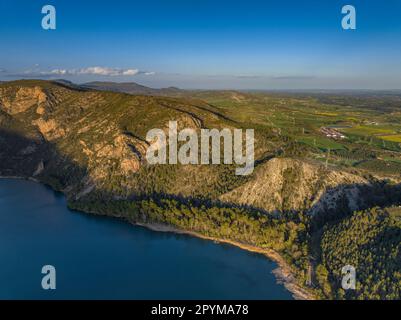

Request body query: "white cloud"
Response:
[49, 69, 68, 75]
[77, 67, 139, 76]
[121, 69, 139, 76]
[19, 66, 155, 77]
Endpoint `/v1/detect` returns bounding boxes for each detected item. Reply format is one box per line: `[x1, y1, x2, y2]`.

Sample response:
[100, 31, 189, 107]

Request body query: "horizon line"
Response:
[1, 78, 401, 93]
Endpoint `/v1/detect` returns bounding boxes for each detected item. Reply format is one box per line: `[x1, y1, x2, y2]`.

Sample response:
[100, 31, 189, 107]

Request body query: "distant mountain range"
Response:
[51, 79, 184, 96]
[79, 81, 183, 96]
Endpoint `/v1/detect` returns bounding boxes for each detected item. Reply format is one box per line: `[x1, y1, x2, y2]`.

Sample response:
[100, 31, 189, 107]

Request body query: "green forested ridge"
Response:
[1, 79, 401, 299]
[320, 207, 401, 299]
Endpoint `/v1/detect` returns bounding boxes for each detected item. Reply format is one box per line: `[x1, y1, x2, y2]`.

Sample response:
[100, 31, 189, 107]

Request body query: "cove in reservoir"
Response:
[0, 179, 292, 299]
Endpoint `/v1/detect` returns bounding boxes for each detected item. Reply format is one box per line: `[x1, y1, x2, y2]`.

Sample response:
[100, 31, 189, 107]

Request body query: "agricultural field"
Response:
[379, 134, 401, 143]
[189, 90, 401, 177]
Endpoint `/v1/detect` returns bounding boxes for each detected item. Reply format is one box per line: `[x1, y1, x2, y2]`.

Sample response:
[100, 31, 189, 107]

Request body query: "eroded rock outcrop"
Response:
[33, 118, 66, 140]
[0, 86, 47, 115]
[220, 158, 368, 215]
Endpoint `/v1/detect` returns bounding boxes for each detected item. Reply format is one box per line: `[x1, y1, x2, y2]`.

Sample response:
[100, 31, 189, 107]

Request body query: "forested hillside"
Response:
[320, 207, 401, 299]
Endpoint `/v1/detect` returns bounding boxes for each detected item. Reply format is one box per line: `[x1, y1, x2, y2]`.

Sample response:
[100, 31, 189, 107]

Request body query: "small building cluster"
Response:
[320, 127, 346, 140]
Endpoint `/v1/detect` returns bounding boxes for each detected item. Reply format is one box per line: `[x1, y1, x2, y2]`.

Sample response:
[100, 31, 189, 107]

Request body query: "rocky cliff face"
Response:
[221, 158, 368, 215]
[0, 86, 47, 115]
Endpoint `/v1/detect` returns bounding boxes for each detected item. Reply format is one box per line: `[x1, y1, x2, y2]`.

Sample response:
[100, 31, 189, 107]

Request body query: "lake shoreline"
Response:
[0, 175, 315, 300]
[135, 222, 315, 300]
[0, 176, 39, 182]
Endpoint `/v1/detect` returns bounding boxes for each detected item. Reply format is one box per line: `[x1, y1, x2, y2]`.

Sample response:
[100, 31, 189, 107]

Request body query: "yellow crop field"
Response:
[379, 135, 401, 143]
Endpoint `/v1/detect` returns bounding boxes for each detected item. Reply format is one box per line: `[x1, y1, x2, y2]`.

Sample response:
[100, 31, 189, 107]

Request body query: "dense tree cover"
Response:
[320, 207, 401, 299]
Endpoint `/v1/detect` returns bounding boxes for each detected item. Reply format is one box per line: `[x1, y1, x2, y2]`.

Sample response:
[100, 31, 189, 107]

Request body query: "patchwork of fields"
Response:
[189, 90, 401, 177]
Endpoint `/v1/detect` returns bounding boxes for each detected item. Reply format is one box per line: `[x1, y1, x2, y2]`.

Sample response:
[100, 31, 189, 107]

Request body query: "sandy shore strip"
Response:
[135, 222, 315, 300]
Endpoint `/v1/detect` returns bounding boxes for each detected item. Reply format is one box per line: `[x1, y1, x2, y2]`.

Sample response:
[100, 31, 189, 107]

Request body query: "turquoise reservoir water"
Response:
[0, 179, 292, 300]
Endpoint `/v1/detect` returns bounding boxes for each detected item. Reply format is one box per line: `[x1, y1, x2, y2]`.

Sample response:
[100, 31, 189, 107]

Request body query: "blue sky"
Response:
[1, 0, 401, 89]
